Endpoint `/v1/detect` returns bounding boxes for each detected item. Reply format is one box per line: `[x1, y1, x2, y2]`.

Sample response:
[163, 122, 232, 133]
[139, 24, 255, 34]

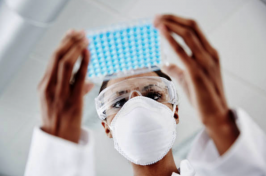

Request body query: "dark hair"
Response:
[99, 69, 172, 94]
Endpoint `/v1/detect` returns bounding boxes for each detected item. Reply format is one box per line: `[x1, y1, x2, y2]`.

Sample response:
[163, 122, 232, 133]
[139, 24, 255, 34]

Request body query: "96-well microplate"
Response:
[87, 21, 161, 80]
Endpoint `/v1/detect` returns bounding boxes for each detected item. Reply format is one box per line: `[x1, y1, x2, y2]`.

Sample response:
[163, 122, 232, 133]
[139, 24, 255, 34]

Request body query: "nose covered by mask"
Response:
[108, 96, 177, 166]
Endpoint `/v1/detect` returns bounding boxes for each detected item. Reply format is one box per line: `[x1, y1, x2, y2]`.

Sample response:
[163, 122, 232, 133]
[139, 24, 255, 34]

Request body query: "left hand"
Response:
[154, 14, 239, 155]
[38, 30, 94, 143]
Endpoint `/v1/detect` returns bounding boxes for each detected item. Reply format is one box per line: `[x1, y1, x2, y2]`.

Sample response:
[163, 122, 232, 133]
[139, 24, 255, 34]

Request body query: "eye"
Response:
[146, 92, 162, 101]
[112, 98, 127, 108]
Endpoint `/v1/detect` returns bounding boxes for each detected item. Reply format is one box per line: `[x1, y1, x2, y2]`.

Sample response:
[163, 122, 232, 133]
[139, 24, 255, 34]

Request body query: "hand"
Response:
[154, 15, 239, 155]
[37, 30, 94, 143]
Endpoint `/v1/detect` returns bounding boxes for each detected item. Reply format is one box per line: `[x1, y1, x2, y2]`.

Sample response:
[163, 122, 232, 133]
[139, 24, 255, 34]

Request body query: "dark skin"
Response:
[38, 14, 240, 176]
[101, 72, 180, 176]
[154, 15, 239, 155]
[101, 71, 180, 138]
[38, 30, 94, 143]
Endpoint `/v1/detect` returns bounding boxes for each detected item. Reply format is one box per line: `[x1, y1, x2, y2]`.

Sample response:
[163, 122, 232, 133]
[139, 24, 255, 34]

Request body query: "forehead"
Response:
[106, 72, 158, 88]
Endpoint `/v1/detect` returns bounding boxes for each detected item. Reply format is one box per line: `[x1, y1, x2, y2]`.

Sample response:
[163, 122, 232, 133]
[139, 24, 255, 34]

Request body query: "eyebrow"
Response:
[116, 90, 129, 96]
[142, 84, 160, 91]
[114, 84, 160, 97]
[103, 89, 129, 105]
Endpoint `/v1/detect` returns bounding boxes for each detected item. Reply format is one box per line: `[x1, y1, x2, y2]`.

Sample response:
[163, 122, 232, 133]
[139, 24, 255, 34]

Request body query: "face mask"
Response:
[108, 96, 177, 165]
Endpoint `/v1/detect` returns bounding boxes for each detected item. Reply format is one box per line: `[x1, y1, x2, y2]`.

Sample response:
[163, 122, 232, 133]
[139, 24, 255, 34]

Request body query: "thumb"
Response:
[162, 63, 184, 83]
[162, 63, 192, 103]
[83, 80, 94, 95]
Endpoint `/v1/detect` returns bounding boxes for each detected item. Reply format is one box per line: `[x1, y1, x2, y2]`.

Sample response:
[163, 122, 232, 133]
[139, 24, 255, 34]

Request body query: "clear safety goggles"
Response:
[95, 76, 178, 120]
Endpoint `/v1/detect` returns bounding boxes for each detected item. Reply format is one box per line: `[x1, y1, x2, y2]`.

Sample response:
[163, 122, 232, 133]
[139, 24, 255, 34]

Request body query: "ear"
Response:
[101, 121, 113, 138]
[174, 105, 179, 124]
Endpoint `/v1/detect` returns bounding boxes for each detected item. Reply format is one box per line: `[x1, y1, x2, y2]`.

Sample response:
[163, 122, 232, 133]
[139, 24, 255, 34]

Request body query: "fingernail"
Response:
[155, 14, 162, 21]
[83, 38, 89, 45]
[80, 30, 85, 34]
[85, 80, 94, 89]
[162, 64, 169, 72]
[165, 62, 170, 67]
[153, 14, 162, 27]
[85, 79, 94, 84]
[66, 29, 74, 36]
[77, 31, 85, 39]
[162, 64, 173, 75]
[158, 24, 168, 34]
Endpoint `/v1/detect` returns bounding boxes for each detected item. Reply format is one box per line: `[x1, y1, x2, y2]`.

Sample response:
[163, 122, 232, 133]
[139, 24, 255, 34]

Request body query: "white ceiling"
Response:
[1, 0, 266, 175]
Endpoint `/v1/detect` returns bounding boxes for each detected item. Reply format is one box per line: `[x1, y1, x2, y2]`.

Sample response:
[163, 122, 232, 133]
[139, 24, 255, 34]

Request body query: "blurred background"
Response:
[0, 0, 266, 175]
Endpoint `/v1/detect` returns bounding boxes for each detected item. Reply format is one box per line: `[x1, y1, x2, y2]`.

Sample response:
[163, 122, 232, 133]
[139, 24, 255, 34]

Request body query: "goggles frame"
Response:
[95, 76, 178, 120]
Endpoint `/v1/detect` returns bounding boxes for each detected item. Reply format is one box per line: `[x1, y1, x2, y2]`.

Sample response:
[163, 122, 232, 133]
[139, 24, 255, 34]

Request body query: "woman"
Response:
[25, 15, 266, 176]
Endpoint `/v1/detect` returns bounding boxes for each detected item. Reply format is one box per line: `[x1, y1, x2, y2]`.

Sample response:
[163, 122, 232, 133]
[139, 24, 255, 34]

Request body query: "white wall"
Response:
[1, 0, 266, 175]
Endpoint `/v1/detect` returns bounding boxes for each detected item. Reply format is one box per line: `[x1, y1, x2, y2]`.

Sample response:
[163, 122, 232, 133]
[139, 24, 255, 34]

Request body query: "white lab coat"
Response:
[24, 108, 266, 176]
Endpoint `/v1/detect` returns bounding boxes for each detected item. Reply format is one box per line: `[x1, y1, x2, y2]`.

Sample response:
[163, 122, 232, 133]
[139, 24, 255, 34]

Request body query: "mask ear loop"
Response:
[102, 119, 114, 135]
[109, 125, 113, 131]
[172, 104, 177, 118]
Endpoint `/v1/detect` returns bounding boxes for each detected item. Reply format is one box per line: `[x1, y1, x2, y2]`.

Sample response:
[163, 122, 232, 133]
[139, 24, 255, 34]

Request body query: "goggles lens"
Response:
[95, 76, 178, 120]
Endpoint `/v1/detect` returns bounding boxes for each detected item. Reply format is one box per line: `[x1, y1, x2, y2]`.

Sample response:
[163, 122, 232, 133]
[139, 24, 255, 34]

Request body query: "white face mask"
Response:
[108, 96, 177, 165]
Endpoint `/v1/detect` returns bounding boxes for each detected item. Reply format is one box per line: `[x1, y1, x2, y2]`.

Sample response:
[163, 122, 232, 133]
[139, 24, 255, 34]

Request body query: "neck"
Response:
[132, 150, 179, 176]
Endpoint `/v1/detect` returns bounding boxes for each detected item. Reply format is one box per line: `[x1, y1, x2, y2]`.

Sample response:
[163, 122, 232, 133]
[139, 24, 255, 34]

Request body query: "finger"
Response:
[56, 37, 89, 97]
[158, 20, 206, 59]
[60, 30, 86, 52]
[39, 30, 86, 91]
[158, 20, 217, 77]
[72, 48, 91, 96]
[55, 30, 86, 64]
[83, 81, 94, 95]
[158, 24, 194, 70]
[156, 14, 219, 62]
[157, 18, 224, 100]
[47, 30, 85, 77]
[162, 63, 183, 81]
[162, 64, 191, 102]
[157, 21, 218, 99]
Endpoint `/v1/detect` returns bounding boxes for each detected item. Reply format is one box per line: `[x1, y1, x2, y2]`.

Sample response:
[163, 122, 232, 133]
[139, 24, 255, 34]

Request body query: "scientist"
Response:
[25, 15, 266, 176]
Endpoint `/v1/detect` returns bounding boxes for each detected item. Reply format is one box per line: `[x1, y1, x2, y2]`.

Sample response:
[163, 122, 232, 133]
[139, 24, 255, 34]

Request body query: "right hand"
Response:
[37, 30, 94, 143]
[154, 15, 239, 155]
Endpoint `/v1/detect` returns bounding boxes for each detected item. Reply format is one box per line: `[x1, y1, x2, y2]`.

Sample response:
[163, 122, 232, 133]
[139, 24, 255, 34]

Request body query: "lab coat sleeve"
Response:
[187, 108, 266, 176]
[24, 127, 95, 176]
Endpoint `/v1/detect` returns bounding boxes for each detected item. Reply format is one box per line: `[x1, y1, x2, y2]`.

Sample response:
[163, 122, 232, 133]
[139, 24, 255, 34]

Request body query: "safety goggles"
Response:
[95, 76, 178, 120]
